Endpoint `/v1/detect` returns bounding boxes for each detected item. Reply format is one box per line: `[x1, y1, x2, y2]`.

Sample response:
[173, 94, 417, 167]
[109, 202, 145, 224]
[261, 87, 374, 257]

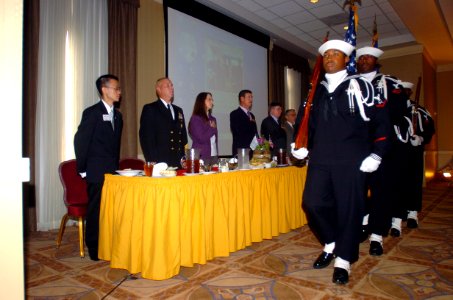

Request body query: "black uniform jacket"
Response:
[260, 115, 287, 154]
[74, 101, 123, 183]
[372, 74, 409, 146]
[308, 75, 391, 165]
[408, 100, 435, 145]
[139, 99, 188, 167]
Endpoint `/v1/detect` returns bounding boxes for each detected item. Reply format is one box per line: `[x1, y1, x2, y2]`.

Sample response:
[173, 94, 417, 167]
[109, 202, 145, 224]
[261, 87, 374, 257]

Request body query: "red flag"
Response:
[294, 32, 329, 149]
[371, 15, 378, 47]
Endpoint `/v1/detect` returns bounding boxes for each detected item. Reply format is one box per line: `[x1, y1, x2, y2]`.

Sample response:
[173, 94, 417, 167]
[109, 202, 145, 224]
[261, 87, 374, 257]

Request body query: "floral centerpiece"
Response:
[255, 137, 270, 152]
[251, 137, 272, 165]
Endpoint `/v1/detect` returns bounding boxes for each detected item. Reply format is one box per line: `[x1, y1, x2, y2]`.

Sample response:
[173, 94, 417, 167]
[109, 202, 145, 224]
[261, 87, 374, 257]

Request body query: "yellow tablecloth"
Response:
[99, 166, 307, 280]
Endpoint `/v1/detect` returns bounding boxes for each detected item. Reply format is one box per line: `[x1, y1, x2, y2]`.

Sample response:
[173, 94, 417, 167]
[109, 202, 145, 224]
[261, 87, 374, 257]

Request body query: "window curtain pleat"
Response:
[36, 0, 108, 230]
[271, 45, 311, 111]
[107, 0, 140, 158]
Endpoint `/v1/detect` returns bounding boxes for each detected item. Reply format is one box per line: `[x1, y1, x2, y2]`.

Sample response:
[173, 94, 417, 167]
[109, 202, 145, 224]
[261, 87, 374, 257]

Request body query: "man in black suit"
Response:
[139, 77, 188, 168]
[74, 74, 123, 261]
[260, 102, 287, 156]
[283, 108, 297, 159]
[229, 89, 258, 156]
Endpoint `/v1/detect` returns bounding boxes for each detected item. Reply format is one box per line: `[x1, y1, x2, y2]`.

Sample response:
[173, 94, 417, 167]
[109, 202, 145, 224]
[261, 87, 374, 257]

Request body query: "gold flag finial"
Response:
[343, 0, 361, 10]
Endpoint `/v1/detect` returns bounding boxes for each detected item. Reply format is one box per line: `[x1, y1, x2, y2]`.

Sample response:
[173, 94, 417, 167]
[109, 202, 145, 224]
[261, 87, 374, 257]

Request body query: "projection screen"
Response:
[166, 5, 269, 156]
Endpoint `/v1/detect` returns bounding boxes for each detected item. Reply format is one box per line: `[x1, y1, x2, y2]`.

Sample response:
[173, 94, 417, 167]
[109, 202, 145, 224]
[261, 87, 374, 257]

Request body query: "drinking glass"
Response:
[277, 149, 287, 165]
[185, 148, 201, 173]
[144, 162, 155, 176]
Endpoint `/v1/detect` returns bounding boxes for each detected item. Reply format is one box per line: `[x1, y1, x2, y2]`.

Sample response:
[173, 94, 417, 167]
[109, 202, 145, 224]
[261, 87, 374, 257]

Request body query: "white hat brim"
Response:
[318, 40, 355, 56]
[356, 46, 384, 58]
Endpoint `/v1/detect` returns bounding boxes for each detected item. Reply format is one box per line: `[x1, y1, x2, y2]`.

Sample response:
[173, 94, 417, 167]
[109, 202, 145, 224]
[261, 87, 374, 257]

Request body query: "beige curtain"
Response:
[108, 0, 140, 158]
[270, 45, 311, 111]
[36, 0, 109, 230]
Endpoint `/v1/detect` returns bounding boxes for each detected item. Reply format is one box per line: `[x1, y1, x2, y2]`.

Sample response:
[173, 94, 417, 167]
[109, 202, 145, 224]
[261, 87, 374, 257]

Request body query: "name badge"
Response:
[103, 114, 112, 121]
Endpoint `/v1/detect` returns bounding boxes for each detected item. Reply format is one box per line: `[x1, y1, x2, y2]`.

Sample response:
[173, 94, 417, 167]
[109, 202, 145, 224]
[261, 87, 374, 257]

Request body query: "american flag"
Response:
[344, 3, 358, 73]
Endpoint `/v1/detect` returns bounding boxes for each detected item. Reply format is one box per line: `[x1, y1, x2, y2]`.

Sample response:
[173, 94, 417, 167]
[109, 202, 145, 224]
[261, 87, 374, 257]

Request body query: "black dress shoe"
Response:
[88, 248, 99, 261]
[390, 228, 401, 237]
[407, 218, 418, 228]
[332, 267, 349, 284]
[360, 225, 369, 243]
[369, 241, 383, 256]
[313, 251, 334, 269]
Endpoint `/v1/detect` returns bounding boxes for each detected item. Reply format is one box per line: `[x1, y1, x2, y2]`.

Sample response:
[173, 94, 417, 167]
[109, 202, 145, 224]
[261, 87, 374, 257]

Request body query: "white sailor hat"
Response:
[318, 40, 355, 56]
[356, 46, 384, 59]
[400, 81, 414, 89]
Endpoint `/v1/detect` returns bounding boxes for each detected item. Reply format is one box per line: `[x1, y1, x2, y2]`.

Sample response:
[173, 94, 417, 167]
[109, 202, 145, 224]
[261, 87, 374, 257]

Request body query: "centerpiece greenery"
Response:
[255, 137, 271, 152]
[251, 137, 272, 165]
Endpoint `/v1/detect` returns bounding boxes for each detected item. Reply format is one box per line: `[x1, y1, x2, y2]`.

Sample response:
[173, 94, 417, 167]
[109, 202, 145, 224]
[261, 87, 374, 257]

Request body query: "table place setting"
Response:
[115, 169, 143, 177]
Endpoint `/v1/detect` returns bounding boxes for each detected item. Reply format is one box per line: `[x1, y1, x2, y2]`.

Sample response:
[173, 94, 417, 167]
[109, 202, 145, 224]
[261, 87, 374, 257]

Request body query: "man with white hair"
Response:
[356, 46, 409, 257]
[399, 81, 435, 228]
[292, 40, 391, 284]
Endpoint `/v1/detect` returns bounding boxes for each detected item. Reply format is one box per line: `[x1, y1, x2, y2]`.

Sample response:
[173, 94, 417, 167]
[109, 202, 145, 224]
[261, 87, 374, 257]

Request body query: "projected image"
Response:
[174, 32, 203, 93]
[167, 7, 268, 156]
[206, 40, 243, 93]
[178, 32, 197, 63]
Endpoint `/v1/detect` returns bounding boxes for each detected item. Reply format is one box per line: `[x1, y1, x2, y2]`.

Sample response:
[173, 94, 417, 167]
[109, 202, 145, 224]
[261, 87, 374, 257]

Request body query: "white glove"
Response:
[290, 143, 308, 160]
[410, 135, 423, 146]
[359, 154, 381, 173]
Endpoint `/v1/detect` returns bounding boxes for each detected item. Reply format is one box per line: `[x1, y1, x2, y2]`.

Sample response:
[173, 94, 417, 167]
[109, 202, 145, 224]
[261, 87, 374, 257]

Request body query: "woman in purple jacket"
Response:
[188, 92, 218, 165]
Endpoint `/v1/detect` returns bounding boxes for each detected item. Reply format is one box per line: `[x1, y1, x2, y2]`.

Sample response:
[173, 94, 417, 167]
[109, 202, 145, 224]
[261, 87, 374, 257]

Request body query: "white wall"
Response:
[0, 0, 26, 298]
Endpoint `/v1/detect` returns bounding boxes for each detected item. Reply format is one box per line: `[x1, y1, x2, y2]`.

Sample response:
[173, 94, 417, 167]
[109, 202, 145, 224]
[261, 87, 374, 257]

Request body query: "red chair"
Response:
[56, 159, 88, 258]
[119, 157, 145, 170]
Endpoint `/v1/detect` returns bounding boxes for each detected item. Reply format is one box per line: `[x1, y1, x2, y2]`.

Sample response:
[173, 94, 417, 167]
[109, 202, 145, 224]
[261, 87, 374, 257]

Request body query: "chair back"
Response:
[59, 159, 88, 207]
[119, 157, 145, 170]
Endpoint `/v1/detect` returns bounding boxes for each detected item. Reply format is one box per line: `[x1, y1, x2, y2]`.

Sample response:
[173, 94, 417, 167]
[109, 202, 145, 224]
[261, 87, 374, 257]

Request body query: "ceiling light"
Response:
[310, 0, 318, 3]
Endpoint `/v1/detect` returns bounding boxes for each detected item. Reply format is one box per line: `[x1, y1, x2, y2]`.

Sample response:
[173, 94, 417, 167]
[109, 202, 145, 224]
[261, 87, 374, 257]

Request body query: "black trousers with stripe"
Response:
[302, 162, 366, 263]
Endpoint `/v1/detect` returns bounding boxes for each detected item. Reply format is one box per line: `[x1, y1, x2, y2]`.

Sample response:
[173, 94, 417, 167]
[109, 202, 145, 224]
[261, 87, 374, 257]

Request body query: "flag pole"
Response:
[294, 32, 329, 149]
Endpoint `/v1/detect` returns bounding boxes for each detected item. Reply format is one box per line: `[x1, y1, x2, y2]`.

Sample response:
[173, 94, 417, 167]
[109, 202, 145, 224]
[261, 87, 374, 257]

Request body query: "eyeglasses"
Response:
[105, 86, 121, 92]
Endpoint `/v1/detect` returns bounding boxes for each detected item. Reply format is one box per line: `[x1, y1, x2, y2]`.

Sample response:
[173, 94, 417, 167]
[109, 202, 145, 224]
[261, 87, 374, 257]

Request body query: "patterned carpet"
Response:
[25, 181, 453, 299]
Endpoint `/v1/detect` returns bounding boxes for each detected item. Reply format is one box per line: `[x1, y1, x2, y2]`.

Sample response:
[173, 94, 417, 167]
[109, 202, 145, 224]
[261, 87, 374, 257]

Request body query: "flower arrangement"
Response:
[255, 137, 271, 152]
[251, 137, 272, 165]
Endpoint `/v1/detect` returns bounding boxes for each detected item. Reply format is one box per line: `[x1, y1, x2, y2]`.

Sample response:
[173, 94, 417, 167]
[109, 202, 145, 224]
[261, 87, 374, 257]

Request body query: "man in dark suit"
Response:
[260, 102, 286, 156]
[74, 74, 123, 261]
[229, 89, 258, 156]
[283, 108, 297, 159]
[139, 77, 188, 168]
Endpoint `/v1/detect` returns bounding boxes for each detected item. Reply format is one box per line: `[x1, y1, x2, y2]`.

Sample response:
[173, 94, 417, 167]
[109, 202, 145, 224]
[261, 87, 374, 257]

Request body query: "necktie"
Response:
[167, 104, 174, 120]
[247, 111, 252, 120]
[110, 109, 114, 130]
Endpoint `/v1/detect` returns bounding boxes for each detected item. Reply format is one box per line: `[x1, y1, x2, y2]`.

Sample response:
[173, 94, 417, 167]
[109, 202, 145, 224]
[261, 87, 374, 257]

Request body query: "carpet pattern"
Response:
[25, 183, 453, 299]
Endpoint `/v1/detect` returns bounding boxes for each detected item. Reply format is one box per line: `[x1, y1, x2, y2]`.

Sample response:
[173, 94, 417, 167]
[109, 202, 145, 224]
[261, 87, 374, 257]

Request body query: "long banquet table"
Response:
[98, 166, 307, 280]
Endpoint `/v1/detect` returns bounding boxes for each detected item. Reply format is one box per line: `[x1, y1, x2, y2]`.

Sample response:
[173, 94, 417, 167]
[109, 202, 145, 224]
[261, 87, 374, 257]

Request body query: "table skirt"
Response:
[99, 166, 307, 280]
